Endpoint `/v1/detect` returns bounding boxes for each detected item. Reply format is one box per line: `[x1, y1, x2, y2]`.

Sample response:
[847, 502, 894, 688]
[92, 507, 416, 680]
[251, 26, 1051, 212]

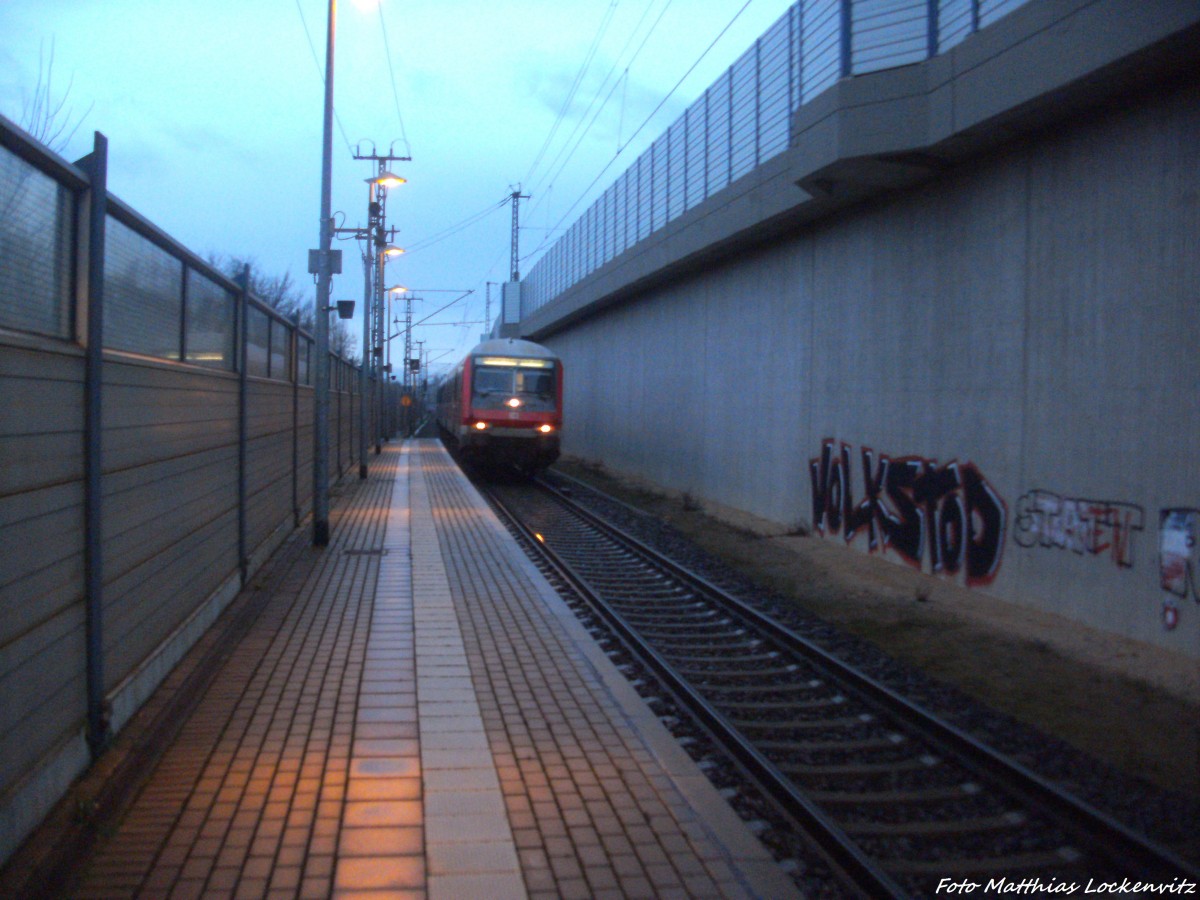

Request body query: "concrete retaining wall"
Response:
[543, 71, 1200, 657]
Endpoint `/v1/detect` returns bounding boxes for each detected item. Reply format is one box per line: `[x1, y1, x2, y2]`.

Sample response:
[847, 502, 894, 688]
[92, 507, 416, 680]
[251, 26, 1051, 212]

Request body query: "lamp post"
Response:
[309, 0, 338, 547]
[378, 245, 404, 448]
[386, 284, 407, 436]
[310, 3, 406, 529]
[356, 173, 405, 477]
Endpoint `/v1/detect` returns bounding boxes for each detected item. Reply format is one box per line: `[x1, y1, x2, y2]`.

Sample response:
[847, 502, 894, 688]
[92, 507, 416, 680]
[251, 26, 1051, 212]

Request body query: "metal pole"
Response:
[927, 0, 939, 58]
[840, 0, 853, 78]
[359, 226, 371, 478]
[292, 313, 300, 526]
[311, 0, 336, 546]
[237, 268, 249, 579]
[78, 131, 110, 761]
[374, 249, 384, 454]
[374, 165, 385, 452]
[385, 291, 392, 437]
[404, 292, 413, 436]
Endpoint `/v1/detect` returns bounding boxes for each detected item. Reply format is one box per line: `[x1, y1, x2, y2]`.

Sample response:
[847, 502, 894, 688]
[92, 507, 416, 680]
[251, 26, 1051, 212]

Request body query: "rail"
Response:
[484, 475, 1200, 896]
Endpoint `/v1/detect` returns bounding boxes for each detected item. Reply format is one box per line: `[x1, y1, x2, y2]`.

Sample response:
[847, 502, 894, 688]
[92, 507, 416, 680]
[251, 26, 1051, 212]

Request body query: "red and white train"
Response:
[436, 338, 563, 475]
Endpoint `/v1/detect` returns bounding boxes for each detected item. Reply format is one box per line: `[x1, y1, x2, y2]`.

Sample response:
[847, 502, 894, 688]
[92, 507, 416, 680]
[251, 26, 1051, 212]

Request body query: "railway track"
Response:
[480, 476, 1199, 899]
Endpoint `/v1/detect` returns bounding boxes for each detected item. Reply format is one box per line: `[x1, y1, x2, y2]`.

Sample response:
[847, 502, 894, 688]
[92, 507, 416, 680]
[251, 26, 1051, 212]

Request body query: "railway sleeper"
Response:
[876, 847, 1083, 875]
[690, 681, 832, 698]
[614, 605, 724, 620]
[805, 783, 989, 805]
[663, 649, 781, 665]
[841, 810, 1028, 837]
[728, 713, 873, 730]
[777, 755, 942, 777]
[653, 638, 764, 654]
[751, 734, 908, 753]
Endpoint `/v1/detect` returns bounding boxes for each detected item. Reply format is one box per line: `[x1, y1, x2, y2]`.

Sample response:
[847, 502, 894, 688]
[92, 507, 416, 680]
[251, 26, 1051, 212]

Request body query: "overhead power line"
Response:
[526, 0, 673, 206]
[376, 1, 412, 156]
[524, 0, 757, 264]
[402, 196, 510, 255]
[522, 0, 621, 188]
[293, 0, 354, 155]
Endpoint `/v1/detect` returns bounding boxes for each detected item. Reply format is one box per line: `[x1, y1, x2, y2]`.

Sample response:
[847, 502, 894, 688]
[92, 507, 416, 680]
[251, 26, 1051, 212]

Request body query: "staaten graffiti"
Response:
[1013, 490, 1145, 568]
[809, 439, 1006, 585]
[1159, 508, 1199, 602]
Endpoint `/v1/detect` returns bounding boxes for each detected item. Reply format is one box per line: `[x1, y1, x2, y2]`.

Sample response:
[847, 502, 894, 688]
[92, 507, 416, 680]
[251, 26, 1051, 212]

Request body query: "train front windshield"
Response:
[472, 356, 557, 411]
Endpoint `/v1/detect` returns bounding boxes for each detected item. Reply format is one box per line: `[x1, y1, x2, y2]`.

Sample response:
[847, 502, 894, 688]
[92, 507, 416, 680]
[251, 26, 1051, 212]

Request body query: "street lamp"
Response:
[309, 0, 339, 547]
[373, 171, 407, 189]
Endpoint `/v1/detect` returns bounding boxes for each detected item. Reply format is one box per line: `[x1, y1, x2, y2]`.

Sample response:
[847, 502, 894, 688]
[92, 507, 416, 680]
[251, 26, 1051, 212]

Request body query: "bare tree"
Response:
[209, 254, 358, 362]
[19, 39, 93, 153]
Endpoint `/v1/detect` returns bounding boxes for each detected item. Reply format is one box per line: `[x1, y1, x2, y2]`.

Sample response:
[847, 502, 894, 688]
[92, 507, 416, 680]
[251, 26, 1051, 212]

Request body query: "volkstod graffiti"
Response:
[809, 439, 1007, 586]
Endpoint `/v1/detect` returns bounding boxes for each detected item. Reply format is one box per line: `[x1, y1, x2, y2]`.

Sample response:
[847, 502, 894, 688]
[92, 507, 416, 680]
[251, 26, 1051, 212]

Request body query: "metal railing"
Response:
[522, 0, 1028, 316]
[0, 116, 342, 384]
[0, 113, 374, 867]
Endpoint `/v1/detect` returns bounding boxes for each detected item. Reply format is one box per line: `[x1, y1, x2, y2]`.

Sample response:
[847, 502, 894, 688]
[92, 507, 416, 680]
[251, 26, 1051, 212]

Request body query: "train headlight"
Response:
[474, 421, 488, 430]
[538, 424, 553, 434]
[506, 397, 521, 408]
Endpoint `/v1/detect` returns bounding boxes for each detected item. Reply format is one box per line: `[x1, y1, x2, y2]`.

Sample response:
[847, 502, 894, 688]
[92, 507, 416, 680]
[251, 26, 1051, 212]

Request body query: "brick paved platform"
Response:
[25, 439, 797, 899]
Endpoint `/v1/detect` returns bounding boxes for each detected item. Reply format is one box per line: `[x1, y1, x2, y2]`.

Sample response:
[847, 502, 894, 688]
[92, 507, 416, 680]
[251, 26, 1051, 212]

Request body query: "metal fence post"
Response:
[335, 361, 343, 479]
[665, 125, 672, 225]
[727, 68, 734, 187]
[76, 131, 111, 761]
[683, 107, 690, 209]
[704, 88, 710, 198]
[237, 266, 249, 584]
[792, 2, 801, 111]
[928, 0, 940, 58]
[178, 262, 188, 363]
[650, 142, 657, 232]
[840, 0, 853, 78]
[755, 38, 762, 167]
[292, 314, 300, 528]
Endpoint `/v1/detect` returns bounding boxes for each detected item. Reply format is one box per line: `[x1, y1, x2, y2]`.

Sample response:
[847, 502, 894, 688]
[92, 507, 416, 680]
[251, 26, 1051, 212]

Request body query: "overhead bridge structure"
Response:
[513, 0, 1200, 661]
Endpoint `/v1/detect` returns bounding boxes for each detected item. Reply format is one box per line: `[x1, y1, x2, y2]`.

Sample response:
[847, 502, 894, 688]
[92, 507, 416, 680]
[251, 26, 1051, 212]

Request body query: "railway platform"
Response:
[4, 439, 796, 899]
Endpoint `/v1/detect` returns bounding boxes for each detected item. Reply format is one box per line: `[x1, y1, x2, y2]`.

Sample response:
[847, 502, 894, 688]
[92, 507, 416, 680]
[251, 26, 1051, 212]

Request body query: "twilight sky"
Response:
[0, 0, 794, 374]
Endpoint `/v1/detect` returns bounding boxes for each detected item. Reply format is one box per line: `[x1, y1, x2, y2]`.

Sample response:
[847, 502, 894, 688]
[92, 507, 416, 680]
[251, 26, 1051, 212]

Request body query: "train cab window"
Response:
[473, 357, 557, 411]
[474, 367, 513, 395]
[517, 370, 553, 397]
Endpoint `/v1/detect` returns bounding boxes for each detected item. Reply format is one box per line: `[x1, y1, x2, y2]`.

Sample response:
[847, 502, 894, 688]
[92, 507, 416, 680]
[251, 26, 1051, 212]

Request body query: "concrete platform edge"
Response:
[426, 441, 800, 899]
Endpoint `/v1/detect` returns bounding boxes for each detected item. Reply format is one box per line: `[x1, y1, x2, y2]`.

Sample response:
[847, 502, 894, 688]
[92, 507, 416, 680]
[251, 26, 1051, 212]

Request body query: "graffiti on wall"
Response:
[1013, 490, 1145, 569]
[1160, 508, 1199, 601]
[1158, 508, 1198, 631]
[809, 439, 1007, 585]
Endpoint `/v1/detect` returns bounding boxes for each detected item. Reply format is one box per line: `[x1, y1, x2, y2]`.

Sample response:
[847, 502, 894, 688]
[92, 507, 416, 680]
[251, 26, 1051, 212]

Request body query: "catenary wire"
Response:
[522, 1, 622, 189]
[293, 0, 355, 156]
[523, 0, 757, 264]
[526, 0, 673, 207]
[376, 1, 412, 156]
[403, 197, 510, 255]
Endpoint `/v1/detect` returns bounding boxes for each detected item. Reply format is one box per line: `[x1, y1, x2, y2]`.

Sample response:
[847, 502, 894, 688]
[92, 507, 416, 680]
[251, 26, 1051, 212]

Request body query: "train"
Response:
[436, 337, 563, 475]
